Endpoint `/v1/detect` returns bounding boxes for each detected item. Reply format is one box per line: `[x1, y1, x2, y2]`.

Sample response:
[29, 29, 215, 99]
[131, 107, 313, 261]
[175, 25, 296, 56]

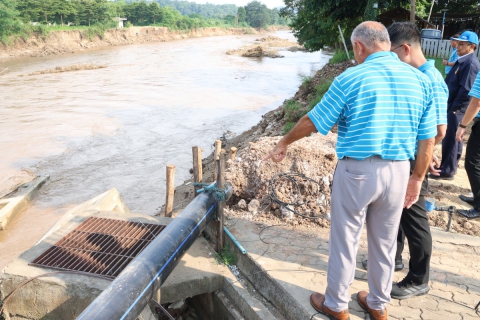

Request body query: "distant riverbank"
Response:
[0, 26, 286, 61]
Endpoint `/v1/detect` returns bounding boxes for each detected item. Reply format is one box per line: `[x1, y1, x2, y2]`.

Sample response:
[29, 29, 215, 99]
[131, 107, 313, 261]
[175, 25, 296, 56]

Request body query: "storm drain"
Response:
[30, 217, 166, 279]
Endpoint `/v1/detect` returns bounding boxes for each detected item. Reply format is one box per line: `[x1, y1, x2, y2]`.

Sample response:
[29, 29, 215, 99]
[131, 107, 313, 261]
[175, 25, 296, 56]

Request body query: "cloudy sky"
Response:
[192, 0, 285, 9]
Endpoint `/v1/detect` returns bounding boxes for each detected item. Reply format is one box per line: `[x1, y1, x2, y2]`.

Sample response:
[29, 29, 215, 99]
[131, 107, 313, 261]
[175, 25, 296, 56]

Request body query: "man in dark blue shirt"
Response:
[432, 31, 480, 180]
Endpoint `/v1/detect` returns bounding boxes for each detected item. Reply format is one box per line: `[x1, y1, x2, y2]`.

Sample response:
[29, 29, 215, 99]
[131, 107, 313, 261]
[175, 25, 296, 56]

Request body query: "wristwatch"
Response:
[459, 123, 467, 129]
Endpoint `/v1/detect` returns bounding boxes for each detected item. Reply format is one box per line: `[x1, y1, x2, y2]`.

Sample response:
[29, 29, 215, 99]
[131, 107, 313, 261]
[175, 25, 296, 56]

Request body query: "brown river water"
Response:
[0, 30, 329, 268]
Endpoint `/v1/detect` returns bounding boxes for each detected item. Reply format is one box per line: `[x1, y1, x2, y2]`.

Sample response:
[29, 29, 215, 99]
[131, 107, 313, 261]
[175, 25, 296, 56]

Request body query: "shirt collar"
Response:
[418, 60, 435, 73]
[458, 52, 474, 61]
[364, 51, 397, 62]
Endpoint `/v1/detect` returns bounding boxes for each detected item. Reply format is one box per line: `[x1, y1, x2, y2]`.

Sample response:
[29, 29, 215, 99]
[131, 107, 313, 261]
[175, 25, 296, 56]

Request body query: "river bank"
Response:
[164, 59, 480, 237]
[0, 26, 286, 61]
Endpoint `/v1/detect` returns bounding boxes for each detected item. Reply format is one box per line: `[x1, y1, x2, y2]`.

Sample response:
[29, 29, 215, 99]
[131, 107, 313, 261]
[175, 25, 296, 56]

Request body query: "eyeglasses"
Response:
[391, 43, 411, 52]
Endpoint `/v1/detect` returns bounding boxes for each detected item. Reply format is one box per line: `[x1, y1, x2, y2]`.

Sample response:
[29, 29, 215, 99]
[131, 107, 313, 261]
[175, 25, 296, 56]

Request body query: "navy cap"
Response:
[452, 31, 479, 45]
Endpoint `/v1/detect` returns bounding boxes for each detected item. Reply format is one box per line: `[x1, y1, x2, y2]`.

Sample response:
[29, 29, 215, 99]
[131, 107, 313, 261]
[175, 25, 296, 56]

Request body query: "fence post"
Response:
[165, 164, 176, 217]
[213, 140, 222, 181]
[216, 150, 226, 253]
[192, 146, 202, 196]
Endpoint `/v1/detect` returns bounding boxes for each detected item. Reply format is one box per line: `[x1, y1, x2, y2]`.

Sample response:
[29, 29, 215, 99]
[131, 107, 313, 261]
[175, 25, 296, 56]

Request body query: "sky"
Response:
[192, 0, 285, 9]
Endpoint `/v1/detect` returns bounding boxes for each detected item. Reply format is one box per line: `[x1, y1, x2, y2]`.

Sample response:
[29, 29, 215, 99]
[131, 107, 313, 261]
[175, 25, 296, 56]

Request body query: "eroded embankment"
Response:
[0, 26, 283, 60]
[165, 59, 480, 236]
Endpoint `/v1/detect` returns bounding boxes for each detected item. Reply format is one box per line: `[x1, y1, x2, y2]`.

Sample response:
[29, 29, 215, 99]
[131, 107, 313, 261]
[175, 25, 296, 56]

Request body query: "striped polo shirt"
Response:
[419, 60, 448, 126]
[468, 72, 480, 118]
[308, 51, 437, 160]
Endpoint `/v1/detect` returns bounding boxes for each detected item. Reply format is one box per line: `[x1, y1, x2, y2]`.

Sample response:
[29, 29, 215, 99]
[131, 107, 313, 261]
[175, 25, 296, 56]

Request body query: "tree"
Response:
[245, 1, 270, 29]
[148, 2, 162, 24]
[280, 0, 409, 51]
[0, 0, 22, 39]
[237, 7, 246, 23]
[54, 0, 76, 25]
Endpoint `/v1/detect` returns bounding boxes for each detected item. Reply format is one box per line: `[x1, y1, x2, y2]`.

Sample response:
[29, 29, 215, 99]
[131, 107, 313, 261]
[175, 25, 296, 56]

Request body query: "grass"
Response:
[330, 49, 354, 64]
[213, 243, 237, 266]
[426, 56, 446, 78]
[283, 78, 333, 134]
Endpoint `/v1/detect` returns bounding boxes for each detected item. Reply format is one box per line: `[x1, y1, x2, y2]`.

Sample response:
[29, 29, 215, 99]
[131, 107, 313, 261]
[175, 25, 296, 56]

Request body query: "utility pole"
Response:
[410, 0, 416, 23]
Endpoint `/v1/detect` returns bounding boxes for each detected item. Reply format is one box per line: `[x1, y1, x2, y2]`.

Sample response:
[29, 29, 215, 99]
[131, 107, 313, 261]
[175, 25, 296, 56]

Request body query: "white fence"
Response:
[421, 39, 480, 59]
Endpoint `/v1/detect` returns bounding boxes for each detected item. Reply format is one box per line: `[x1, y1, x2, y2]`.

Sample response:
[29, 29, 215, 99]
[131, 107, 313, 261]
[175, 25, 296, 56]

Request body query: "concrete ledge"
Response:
[1, 190, 277, 320]
[0, 176, 49, 231]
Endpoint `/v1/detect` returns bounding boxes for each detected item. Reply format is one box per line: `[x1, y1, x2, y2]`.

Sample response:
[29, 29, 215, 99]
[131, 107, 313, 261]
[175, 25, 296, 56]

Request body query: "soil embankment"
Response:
[164, 59, 480, 237]
[0, 26, 283, 61]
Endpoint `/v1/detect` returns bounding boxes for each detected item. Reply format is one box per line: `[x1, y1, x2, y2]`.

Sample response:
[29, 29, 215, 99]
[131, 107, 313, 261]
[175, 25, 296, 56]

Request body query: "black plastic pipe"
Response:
[76, 191, 217, 320]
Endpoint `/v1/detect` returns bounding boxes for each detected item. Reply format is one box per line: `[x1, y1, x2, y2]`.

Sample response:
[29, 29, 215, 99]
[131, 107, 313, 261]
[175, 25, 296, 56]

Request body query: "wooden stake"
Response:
[192, 146, 203, 196]
[165, 164, 175, 217]
[228, 147, 238, 162]
[216, 150, 226, 252]
[213, 140, 222, 181]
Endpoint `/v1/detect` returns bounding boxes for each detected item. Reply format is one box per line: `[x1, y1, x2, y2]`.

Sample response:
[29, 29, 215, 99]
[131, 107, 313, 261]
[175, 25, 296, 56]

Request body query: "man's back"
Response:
[308, 51, 436, 161]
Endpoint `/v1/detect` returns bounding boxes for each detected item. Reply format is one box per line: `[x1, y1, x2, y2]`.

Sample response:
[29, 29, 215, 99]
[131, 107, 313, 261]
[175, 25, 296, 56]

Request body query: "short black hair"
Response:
[387, 22, 421, 46]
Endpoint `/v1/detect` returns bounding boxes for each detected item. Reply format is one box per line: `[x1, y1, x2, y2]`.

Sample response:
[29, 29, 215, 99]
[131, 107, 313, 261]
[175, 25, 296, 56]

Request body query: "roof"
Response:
[377, 7, 435, 28]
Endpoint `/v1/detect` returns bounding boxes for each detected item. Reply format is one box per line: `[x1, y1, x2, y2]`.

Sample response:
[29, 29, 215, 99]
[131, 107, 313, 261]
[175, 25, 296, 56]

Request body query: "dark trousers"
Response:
[395, 159, 432, 285]
[440, 111, 464, 176]
[465, 121, 480, 210]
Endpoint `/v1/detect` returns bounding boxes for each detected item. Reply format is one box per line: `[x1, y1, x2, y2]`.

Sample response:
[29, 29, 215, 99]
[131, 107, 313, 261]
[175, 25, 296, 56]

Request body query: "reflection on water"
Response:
[0, 31, 329, 267]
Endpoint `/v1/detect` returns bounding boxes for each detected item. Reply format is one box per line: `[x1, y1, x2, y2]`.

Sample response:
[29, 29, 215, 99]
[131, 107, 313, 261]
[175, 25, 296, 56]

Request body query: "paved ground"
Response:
[226, 217, 480, 319]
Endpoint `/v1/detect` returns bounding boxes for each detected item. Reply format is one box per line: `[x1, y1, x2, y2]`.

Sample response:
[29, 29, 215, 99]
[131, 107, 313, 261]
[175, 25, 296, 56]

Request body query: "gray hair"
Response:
[350, 22, 390, 49]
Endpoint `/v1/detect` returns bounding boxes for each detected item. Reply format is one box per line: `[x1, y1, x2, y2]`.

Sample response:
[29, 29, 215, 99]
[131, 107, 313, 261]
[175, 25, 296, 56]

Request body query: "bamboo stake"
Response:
[216, 150, 226, 252]
[228, 147, 238, 162]
[213, 140, 222, 181]
[192, 146, 203, 196]
[165, 164, 175, 217]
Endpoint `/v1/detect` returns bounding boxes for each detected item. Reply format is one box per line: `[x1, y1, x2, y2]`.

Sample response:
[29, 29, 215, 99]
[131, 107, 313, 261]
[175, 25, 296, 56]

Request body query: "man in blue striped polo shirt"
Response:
[456, 72, 480, 219]
[264, 21, 436, 320]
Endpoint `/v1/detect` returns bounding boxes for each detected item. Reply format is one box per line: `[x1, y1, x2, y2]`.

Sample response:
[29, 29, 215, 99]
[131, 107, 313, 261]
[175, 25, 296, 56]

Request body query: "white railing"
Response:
[421, 38, 480, 59]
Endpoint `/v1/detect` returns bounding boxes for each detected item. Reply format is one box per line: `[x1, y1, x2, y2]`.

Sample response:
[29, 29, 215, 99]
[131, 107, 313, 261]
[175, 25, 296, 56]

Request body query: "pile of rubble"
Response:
[224, 133, 337, 228]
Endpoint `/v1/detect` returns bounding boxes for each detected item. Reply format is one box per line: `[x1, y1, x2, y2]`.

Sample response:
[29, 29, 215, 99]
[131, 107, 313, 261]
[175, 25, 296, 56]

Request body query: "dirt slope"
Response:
[0, 26, 284, 61]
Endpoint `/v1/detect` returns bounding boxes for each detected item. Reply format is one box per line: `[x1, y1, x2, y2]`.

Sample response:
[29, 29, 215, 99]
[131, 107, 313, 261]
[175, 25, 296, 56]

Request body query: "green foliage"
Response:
[0, 0, 22, 42]
[283, 78, 333, 133]
[280, 0, 409, 51]
[245, 1, 271, 29]
[364, 0, 378, 21]
[426, 56, 446, 79]
[283, 121, 295, 134]
[308, 79, 333, 109]
[82, 21, 115, 40]
[434, 0, 479, 14]
[213, 243, 237, 266]
[329, 50, 354, 64]
[237, 7, 246, 23]
[284, 99, 302, 122]
[300, 74, 312, 87]
[5, 0, 286, 41]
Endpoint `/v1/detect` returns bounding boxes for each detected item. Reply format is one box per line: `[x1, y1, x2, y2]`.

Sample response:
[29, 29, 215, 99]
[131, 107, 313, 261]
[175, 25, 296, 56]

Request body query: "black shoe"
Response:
[361, 259, 404, 271]
[459, 194, 475, 205]
[429, 173, 454, 180]
[391, 278, 430, 300]
[457, 208, 480, 219]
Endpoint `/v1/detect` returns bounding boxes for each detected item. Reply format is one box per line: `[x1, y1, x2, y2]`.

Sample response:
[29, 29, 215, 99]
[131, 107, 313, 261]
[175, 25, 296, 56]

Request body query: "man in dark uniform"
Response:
[432, 31, 480, 180]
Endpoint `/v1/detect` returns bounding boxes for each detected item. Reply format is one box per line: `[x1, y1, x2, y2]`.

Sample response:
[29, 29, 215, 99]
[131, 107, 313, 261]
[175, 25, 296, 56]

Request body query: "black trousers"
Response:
[395, 159, 432, 285]
[440, 111, 464, 176]
[465, 121, 480, 210]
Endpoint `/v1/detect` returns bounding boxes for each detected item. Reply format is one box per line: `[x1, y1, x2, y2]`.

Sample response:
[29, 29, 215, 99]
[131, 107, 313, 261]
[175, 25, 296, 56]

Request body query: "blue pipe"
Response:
[76, 191, 218, 320]
[224, 226, 247, 254]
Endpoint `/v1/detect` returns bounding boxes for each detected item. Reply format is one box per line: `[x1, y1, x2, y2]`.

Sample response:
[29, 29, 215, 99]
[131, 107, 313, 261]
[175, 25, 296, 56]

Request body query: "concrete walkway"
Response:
[225, 218, 480, 319]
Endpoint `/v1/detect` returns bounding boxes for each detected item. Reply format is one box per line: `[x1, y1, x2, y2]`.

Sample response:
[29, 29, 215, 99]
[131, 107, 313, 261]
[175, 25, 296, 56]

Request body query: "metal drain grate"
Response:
[30, 217, 165, 279]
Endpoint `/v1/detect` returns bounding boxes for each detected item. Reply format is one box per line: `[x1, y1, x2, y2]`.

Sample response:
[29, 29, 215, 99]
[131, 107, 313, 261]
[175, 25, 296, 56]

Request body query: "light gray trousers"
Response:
[325, 156, 410, 311]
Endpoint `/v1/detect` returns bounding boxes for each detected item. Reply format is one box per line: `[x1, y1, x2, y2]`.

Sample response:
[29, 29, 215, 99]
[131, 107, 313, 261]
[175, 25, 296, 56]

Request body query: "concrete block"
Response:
[0, 176, 49, 230]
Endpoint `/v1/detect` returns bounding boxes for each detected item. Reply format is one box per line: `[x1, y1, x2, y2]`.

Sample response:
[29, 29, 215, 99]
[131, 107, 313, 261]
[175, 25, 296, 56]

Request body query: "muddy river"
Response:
[0, 30, 330, 268]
